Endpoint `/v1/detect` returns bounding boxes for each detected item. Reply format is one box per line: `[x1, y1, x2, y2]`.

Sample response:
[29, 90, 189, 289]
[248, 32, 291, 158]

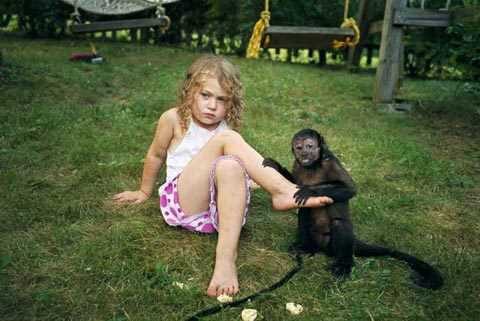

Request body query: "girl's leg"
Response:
[206, 157, 247, 297]
[178, 129, 329, 216]
[177, 130, 331, 297]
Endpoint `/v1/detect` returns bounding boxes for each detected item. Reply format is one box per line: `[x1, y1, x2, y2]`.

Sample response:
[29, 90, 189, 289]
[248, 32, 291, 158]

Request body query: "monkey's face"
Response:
[293, 137, 321, 167]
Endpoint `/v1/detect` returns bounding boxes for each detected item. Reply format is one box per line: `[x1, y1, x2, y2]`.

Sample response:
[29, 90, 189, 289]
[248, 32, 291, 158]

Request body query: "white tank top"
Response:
[165, 119, 229, 182]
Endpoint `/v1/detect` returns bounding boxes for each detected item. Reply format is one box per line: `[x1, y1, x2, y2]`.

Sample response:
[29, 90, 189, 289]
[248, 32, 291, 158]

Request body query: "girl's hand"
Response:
[113, 190, 150, 204]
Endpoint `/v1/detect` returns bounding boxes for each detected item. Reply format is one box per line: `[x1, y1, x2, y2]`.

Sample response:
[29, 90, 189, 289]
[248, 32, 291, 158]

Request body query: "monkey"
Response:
[263, 128, 443, 290]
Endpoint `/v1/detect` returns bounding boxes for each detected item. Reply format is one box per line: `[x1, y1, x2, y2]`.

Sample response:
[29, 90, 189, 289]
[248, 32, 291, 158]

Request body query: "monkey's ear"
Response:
[316, 131, 326, 146]
[320, 143, 333, 160]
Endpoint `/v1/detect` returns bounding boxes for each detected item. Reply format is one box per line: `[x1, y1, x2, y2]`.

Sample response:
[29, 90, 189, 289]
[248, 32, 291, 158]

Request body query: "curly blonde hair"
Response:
[176, 55, 245, 132]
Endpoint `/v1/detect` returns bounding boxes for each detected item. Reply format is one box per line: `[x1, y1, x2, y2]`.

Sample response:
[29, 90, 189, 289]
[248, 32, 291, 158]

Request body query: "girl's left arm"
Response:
[139, 110, 175, 197]
[113, 109, 175, 204]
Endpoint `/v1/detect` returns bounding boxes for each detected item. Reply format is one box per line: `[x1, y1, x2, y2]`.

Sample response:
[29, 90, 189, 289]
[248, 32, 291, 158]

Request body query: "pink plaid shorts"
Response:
[159, 155, 251, 233]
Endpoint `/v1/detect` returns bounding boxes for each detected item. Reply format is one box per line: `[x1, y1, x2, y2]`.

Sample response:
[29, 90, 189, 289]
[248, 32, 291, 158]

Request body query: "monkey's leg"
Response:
[293, 209, 321, 254]
[328, 218, 355, 278]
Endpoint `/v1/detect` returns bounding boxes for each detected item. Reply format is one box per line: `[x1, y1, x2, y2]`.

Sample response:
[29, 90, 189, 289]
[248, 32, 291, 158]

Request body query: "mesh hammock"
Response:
[60, 0, 178, 16]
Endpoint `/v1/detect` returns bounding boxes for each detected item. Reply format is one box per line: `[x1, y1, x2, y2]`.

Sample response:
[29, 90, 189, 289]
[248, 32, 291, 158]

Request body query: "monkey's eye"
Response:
[306, 144, 313, 149]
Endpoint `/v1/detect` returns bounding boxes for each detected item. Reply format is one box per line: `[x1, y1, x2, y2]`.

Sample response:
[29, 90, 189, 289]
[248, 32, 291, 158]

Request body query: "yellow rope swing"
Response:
[332, 0, 360, 49]
[246, 0, 360, 59]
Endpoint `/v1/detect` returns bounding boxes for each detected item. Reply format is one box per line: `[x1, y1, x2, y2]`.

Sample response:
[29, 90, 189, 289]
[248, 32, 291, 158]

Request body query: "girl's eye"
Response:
[201, 92, 209, 98]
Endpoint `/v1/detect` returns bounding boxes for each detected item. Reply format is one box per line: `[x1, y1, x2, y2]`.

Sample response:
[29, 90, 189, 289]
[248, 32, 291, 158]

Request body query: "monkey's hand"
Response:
[262, 158, 281, 171]
[294, 186, 333, 206]
[294, 186, 316, 206]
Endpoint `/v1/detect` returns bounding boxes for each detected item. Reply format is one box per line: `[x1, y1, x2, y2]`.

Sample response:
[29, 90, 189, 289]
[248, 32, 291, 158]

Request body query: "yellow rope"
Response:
[332, 17, 360, 49]
[332, 0, 360, 49]
[246, 0, 270, 59]
[343, 0, 350, 20]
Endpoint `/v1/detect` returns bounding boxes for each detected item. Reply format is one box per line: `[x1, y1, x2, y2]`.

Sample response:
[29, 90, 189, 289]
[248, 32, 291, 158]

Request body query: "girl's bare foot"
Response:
[272, 187, 333, 211]
[206, 258, 239, 297]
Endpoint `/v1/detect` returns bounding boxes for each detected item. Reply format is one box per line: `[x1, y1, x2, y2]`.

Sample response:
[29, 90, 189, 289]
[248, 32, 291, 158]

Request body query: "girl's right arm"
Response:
[113, 110, 175, 204]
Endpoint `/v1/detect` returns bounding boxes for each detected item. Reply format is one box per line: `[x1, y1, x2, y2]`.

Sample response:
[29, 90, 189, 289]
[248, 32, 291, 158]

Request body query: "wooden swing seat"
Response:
[262, 25, 355, 49]
[71, 17, 170, 33]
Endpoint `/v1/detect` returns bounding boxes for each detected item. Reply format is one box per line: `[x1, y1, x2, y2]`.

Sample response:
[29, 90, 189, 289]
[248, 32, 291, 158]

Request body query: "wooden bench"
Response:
[263, 26, 355, 50]
[71, 17, 170, 34]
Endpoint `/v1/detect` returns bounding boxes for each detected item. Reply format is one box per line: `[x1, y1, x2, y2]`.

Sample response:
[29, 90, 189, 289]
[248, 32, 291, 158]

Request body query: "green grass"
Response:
[1, 34, 479, 321]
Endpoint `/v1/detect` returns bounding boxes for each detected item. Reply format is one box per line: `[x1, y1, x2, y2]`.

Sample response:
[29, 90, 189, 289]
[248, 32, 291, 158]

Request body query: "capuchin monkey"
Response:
[263, 128, 443, 290]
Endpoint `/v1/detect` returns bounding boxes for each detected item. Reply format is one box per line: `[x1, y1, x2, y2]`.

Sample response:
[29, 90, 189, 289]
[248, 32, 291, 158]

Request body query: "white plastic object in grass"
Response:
[286, 302, 304, 315]
[241, 308, 258, 321]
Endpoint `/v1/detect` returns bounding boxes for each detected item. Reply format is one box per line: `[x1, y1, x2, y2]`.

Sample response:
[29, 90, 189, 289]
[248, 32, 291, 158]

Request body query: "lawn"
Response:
[1, 34, 479, 321]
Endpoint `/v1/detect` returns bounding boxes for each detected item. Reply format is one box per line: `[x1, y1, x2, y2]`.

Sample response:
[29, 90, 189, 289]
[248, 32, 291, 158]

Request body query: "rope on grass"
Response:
[184, 253, 303, 321]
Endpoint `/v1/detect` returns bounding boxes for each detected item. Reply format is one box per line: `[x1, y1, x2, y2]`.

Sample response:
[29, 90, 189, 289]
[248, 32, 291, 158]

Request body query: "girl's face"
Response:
[191, 77, 229, 131]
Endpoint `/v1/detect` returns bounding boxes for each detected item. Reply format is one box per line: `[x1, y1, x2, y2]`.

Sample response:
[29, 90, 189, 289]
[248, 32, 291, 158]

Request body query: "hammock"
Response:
[59, 0, 179, 16]
[60, 0, 180, 33]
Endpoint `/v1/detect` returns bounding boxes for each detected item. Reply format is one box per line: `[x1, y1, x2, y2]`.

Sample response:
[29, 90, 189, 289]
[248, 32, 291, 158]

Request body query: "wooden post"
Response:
[374, 0, 407, 103]
[131, 28, 138, 42]
[141, 27, 148, 43]
[348, 0, 370, 67]
[398, 41, 405, 92]
[153, 26, 160, 45]
[318, 50, 326, 66]
[275, 48, 281, 60]
[366, 44, 374, 66]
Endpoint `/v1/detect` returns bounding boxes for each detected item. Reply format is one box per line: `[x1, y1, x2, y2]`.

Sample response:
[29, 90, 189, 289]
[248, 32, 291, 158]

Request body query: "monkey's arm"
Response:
[262, 158, 295, 183]
[295, 158, 356, 205]
[295, 181, 355, 204]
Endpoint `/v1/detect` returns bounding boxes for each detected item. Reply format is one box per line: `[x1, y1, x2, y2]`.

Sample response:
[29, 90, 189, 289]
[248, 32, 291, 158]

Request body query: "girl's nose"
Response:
[207, 98, 217, 109]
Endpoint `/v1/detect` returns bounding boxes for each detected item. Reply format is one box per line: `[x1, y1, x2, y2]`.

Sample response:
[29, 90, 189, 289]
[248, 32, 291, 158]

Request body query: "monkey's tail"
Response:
[354, 239, 443, 290]
[185, 254, 303, 321]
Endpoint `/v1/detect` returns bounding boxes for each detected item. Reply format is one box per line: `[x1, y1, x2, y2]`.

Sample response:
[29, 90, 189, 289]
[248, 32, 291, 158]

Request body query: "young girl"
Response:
[113, 55, 332, 298]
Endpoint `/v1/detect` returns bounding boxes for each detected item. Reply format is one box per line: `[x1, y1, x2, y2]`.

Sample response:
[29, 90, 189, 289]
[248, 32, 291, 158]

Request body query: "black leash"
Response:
[185, 253, 303, 321]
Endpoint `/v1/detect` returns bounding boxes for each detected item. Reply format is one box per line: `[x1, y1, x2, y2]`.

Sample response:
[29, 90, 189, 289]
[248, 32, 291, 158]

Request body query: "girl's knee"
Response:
[215, 157, 245, 178]
[212, 129, 243, 144]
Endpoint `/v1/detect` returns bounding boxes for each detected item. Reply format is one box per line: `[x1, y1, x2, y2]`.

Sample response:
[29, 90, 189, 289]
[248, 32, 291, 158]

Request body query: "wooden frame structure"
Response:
[374, 0, 450, 103]
[348, 0, 450, 61]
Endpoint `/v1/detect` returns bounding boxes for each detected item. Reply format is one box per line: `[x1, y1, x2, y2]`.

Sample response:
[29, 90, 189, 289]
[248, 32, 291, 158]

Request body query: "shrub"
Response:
[1, 0, 70, 37]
